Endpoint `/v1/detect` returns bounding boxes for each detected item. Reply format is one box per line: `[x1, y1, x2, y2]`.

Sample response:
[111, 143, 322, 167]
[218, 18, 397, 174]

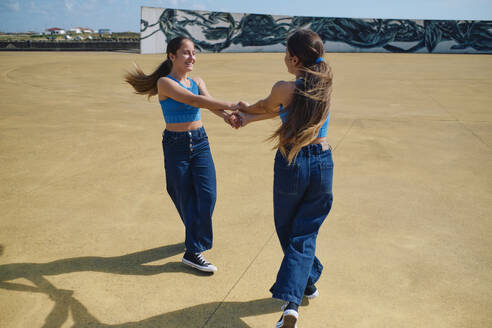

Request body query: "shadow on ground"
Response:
[0, 242, 213, 280]
[0, 242, 281, 327]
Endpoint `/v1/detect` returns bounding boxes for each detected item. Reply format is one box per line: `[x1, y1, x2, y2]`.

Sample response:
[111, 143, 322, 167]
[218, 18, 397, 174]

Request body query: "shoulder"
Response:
[190, 76, 205, 87]
[272, 80, 296, 93]
[269, 81, 296, 108]
[271, 81, 296, 101]
[158, 76, 173, 88]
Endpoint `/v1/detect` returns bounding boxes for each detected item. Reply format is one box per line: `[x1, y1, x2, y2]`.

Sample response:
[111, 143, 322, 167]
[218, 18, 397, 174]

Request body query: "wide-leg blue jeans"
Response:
[162, 126, 216, 253]
[270, 144, 334, 305]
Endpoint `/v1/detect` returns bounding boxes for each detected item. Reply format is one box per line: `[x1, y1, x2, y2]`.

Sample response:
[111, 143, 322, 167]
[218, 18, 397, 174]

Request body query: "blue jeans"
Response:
[270, 144, 334, 305]
[162, 126, 216, 253]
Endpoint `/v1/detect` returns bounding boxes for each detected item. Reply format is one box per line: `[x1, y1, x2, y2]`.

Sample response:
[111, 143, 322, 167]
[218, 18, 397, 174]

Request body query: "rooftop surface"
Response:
[0, 51, 491, 327]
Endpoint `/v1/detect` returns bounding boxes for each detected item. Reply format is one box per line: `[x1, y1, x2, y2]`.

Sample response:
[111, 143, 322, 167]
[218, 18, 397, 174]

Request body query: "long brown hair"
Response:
[125, 36, 191, 98]
[270, 29, 333, 163]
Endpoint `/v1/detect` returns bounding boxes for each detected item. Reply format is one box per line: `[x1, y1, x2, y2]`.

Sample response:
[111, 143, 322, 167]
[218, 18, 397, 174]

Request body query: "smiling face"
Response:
[169, 39, 196, 73]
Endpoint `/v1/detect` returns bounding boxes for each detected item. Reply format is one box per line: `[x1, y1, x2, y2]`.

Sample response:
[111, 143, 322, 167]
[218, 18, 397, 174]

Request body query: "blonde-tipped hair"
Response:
[268, 29, 333, 164]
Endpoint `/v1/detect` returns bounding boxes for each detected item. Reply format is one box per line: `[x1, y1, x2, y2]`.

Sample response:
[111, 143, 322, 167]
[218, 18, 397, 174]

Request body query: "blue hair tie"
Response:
[315, 57, 324, 64]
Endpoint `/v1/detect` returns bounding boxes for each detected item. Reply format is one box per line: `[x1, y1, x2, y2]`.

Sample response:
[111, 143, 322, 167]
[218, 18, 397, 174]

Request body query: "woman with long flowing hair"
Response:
[236, 29, 334, 327]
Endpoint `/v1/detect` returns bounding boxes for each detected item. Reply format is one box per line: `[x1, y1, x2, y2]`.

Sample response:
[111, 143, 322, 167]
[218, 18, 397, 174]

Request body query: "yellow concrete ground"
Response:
[0, 51, 491, 328]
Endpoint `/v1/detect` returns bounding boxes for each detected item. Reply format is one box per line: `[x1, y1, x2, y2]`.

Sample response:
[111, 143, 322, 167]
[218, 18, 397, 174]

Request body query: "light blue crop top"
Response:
[159, 75, 201, 123]
[279, 105, 330, 138]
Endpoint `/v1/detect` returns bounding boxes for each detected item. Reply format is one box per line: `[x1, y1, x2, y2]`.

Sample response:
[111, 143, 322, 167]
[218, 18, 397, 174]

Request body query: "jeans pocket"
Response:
[319, 162, 333, 194]
[274, 163, 300, 195]
[162, 134, 178, 147]
[193, 136, 210, 151]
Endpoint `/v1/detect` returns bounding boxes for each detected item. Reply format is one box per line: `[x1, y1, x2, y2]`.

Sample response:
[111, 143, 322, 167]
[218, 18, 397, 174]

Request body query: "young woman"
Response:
[125, 36, 239, 273]
[236, 29, 334, 327]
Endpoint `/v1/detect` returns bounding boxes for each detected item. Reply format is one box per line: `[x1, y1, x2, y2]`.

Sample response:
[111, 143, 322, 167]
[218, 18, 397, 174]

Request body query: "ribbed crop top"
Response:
[279, 105, 330, 138]
[159, 75, 201, 123]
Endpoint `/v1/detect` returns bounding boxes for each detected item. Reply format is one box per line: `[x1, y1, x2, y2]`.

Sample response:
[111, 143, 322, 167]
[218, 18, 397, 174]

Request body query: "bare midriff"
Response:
[165, 120, 203, 132]
[166, 121, 327, 144]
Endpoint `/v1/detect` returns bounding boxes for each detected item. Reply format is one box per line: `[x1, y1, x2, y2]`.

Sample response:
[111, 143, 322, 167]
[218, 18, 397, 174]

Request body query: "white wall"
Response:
[140, 7, 492, 54]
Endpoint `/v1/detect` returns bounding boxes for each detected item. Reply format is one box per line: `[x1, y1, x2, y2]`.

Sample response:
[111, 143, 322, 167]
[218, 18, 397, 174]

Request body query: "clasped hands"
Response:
[223, 101, 250, 129]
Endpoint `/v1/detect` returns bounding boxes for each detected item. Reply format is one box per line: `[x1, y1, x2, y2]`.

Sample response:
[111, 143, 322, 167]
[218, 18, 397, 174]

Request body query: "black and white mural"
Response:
[140, 7, 492, 54]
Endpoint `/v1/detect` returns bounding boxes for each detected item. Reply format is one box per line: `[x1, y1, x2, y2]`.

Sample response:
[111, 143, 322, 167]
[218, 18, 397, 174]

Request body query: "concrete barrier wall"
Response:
[0, 40, 139, 51]
[140, 7, 492, 54]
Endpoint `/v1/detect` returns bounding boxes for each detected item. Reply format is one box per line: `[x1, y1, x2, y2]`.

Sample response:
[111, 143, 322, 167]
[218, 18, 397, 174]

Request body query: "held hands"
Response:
[224, 101, 250, 129]
[234, 101, 249, 112]
[226, 111, 243, 129]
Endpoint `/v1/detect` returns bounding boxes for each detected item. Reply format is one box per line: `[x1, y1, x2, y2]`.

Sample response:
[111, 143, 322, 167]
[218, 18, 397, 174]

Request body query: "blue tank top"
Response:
[279, 105, 330, 138]
[159, 76, 201, 123]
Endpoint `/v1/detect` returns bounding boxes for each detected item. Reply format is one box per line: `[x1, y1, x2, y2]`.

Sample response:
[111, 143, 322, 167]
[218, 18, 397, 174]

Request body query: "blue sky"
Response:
[1, 0, 491, 32]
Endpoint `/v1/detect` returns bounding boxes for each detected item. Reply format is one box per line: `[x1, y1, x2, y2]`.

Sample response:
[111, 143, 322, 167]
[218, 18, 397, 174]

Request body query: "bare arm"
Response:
[193, 77, 231, 120]
[240, 81, 295, 114]
[240, 111, 279, 126]
[157, 76, 234, 111]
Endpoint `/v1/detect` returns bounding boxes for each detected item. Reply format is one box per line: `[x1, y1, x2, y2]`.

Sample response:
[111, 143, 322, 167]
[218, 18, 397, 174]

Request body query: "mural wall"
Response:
[140, 7, 492, 54]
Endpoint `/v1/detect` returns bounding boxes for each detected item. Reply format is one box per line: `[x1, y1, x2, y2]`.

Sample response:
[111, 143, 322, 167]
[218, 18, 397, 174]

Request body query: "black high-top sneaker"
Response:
[304, 284, 319, 299]
[182, 252, 217, 272]
[276, 303, 298, 328]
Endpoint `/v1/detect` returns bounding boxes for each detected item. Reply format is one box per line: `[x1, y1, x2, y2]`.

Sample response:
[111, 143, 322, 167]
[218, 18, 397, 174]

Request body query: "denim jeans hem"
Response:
[271, 291, 302, 306]
[310, 265, 323, 285]
[185, 245, 212, 254]
[309, 275, 321, 286]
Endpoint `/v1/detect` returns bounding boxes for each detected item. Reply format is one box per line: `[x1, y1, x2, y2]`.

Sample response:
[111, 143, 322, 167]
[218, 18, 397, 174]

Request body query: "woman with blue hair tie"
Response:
[236, 29, 334, 327]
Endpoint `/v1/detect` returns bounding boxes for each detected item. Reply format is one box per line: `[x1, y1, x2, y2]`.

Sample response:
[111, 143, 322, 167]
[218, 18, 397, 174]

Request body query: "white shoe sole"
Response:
[182, 258, 217, 272]
[305, 289, 319, 299]
[276, 310, 298, 328]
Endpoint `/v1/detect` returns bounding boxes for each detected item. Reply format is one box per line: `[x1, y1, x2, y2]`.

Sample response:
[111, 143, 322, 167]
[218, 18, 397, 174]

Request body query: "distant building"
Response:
[98, 28, 111, 35]
[69, 28, 82, 34]
[46, 27, 66, 35]
[71, 27, 94, 34]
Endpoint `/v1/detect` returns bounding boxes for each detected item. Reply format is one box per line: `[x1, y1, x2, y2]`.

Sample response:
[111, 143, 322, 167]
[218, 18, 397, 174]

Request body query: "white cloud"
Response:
[29, 1, 48, 14]
[5, 0, 20, 12]
[81, 0, 97, 10]
[64, 0, 76, 11]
